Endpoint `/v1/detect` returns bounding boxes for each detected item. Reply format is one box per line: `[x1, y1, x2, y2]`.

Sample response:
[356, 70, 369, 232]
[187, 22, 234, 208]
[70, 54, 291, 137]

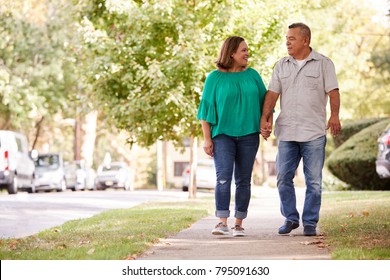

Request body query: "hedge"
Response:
[326, 119, 390, 190]
[333, 117, 387, 148]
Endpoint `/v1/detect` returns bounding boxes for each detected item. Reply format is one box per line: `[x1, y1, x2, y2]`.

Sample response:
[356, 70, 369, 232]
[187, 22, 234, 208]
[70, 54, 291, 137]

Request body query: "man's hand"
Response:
[260, 117, 272, 141]
[327, 89, 341, 137]
[327, 115, 341, 137]
[260, 90, 278, 141]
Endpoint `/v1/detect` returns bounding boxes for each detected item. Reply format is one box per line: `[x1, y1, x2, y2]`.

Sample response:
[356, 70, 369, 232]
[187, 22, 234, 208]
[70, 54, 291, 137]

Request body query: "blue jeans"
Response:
[276, 136, 326, 227]
[213, 133, 259, 220]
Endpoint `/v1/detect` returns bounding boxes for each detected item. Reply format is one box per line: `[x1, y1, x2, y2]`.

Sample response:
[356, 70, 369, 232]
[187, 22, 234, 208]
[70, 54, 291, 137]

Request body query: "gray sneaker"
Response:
[212, 222, 229, 235]
[232, 225, 245, 237]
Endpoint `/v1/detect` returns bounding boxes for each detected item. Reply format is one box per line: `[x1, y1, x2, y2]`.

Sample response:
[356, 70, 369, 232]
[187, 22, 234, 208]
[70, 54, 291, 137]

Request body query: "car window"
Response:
[15, 137, 23, 153]
[36, 155, 60, 169]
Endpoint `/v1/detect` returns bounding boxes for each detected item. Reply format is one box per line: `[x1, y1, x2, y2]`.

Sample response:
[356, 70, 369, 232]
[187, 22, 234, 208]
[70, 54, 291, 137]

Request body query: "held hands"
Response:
[327, 115, 342, 137]
[260, 117, 273, 141]
[203, 139, 214, 157]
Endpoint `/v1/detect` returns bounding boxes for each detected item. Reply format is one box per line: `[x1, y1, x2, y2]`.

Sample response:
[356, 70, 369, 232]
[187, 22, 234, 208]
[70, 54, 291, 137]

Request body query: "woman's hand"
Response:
[260, 117, 272, 140]
[203, 138, 214, 157]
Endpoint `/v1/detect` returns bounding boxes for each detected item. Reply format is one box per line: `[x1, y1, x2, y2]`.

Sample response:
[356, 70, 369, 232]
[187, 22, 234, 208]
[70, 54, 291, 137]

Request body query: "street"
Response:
[0, 189, 210, 238]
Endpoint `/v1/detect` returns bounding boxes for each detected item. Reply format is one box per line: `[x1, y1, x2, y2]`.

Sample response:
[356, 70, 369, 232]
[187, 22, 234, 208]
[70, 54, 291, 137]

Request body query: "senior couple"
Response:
[197, 22, 341, 237]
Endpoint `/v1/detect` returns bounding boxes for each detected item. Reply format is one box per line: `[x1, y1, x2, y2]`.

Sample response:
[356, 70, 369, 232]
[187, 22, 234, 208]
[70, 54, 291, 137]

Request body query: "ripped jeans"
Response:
[212, 133, 259, 220]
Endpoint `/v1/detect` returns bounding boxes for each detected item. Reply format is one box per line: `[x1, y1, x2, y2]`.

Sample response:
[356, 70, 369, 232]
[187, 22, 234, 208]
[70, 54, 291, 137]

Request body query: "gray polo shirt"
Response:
[268, 49, 339, 142]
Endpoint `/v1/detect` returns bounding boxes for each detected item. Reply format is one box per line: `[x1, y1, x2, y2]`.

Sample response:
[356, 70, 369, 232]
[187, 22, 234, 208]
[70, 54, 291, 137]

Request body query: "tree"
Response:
[300, 0, 390, 118]
[0, 0, 99, 163]
[78, 0, 297, 194]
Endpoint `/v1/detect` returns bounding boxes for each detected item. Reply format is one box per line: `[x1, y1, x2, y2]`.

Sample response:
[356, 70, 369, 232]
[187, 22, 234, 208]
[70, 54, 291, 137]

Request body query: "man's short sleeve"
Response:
[323, 58, 339, 93]
[268, 61, 282, 94]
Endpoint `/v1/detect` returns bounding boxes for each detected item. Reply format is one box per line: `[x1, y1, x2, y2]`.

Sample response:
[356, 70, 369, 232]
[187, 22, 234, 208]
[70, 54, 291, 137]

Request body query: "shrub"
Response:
[333, 117, 387, 148]
[326, 119, 390, 190]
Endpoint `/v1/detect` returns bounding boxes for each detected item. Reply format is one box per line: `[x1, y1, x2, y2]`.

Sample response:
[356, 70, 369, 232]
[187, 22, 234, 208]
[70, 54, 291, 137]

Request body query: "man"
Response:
[260, 23, 341, 236]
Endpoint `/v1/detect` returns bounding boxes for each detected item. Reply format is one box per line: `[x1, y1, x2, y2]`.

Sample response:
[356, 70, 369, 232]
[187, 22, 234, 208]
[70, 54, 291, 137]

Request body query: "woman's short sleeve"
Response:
[197, 71, 218, 125]
[197, 98, 217, 125]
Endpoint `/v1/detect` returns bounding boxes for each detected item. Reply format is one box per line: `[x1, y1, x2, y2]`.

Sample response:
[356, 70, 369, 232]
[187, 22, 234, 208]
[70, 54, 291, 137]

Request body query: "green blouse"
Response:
[197, 68, 267, 138]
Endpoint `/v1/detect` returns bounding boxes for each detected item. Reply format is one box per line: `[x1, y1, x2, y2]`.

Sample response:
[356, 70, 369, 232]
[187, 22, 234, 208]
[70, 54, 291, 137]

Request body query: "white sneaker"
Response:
[211, 222, 229, 235]
[232, 225, 245, 237]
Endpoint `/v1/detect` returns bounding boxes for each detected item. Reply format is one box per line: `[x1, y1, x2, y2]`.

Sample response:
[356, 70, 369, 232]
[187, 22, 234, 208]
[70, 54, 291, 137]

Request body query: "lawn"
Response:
[0, 199, 213, 260]
[321, 191, 390, 259]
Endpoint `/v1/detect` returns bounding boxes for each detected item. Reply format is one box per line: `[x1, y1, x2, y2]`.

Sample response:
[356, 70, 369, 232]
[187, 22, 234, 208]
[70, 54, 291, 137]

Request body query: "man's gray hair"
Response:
[289, 22, 311, 42]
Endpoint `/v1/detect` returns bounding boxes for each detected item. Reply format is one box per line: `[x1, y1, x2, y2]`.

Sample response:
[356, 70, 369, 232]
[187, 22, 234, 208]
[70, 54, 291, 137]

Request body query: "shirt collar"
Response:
[287, 48, 320, 63]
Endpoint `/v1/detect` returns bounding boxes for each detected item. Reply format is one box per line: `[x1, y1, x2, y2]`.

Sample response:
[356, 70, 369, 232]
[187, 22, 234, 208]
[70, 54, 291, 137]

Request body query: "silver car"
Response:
[95, 161, 134, 191]
[182, 159, 216, 191]
[376, 124, 390, 178]
[34, 153, 67, 192]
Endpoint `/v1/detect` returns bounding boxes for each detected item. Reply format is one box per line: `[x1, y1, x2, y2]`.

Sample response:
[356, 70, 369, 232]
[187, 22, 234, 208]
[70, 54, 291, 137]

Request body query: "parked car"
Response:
[72, 160, 96, 191]
[376, 124, 390, 179]
[0, 130, 36, 194]
[65, 161, 85, 191]
[95, 161, 134, 191]
[34, 153, 68, 192]
[182, 159, 216, 191]
[84, 166, 96, 190]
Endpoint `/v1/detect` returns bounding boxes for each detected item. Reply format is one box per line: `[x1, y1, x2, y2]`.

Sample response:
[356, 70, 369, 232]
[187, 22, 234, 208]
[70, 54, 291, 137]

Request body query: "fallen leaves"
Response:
[124, 254, 137, 260]
[300, 236, 328, 249]
[361, 211, 369, 217]
[9, 241, 18, 250]
[87, 248, 95, 255]
[340, 223, 348, 232]
[347, 211, 370, 218]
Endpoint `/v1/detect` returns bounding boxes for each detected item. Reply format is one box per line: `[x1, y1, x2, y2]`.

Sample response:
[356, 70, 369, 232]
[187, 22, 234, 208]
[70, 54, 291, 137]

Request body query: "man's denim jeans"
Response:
[213, 133, 259, 220]
[276, 136, 326, 227]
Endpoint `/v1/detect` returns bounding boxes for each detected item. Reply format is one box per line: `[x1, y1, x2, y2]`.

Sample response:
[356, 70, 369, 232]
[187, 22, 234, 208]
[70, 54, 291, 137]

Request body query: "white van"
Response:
[0, 130, 36, 194]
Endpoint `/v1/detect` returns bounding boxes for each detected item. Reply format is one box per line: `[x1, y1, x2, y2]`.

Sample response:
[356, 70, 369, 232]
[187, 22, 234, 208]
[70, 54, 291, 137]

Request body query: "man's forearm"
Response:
[328, 89, 340, 117]
[262, 90, 279, 120]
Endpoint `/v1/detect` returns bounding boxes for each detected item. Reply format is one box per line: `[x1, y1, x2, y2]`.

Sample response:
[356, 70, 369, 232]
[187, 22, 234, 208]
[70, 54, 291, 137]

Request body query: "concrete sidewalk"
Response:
[138, 186, 331, 260]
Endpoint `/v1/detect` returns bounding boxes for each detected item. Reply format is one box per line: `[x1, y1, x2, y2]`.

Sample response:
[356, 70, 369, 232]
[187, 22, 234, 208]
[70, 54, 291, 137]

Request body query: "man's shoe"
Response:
[278, 221, 299, 234]
[303, 225, 317, 236]
[212, 222, 229, 235]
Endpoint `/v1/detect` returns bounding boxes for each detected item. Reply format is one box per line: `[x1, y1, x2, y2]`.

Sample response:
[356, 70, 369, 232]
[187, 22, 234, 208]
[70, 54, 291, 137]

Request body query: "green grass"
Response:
[1, 191, 389, 260]
[321, 191, 390, 259]
[0, 199, 213, 260]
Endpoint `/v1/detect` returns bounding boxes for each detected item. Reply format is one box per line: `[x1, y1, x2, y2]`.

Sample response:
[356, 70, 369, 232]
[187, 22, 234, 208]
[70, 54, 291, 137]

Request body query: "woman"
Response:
[197, 36, 267, 237]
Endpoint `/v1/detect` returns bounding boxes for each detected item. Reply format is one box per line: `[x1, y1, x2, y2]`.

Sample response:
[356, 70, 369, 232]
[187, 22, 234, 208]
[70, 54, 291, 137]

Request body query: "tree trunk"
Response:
[80, 111, 98, 167]
[32, 116, 44, 150]
[157, 140, 167, 191]
[74, 115, 82, 161]
[188, 136, 198, 199]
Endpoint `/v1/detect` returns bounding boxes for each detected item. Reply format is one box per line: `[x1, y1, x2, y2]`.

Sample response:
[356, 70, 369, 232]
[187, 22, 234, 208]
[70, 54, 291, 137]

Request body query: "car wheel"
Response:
[27, 175, 35, 193]
[7, 175, 18, 195]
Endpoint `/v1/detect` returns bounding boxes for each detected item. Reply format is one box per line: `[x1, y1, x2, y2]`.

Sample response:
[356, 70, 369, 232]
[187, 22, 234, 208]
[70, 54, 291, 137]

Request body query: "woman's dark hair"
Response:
[215, 36, 245, 69]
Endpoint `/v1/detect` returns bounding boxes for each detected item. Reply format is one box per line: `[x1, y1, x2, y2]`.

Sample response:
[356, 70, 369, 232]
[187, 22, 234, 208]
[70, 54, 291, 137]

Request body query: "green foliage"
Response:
[326, 119, 390, 190]
[301, 0, 390, 118]
[79, 0, 296, 147]
[333, 117, 387, 148]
